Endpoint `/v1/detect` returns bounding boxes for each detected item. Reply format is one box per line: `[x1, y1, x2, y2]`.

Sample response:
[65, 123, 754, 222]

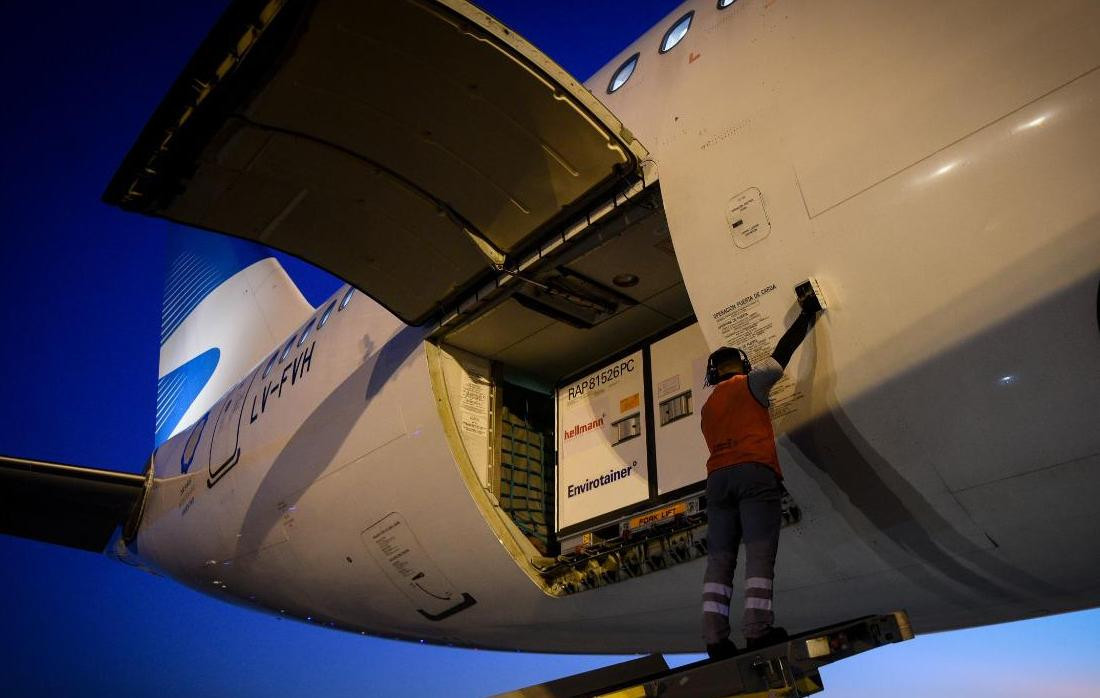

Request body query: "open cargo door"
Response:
[103, 0, 649, 326]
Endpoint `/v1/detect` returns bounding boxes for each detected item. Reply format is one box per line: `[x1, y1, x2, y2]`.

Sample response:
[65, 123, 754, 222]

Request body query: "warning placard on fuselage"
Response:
[556, 350, 649, 530]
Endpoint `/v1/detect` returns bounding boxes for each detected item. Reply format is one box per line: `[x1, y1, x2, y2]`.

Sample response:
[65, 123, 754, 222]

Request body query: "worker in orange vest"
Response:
[701, 285, 823, 659]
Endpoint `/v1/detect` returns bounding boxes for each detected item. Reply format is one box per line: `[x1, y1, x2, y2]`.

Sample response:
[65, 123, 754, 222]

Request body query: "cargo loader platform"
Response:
[494, 611, 914, 698]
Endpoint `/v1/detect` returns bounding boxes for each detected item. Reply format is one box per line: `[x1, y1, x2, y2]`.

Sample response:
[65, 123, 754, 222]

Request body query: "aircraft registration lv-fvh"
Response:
[3, 0, 1099, 675]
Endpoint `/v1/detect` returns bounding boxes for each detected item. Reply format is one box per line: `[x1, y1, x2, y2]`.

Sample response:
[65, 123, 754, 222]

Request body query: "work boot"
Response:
[745, 626, 789, 651]
[705, 638, 738, 661]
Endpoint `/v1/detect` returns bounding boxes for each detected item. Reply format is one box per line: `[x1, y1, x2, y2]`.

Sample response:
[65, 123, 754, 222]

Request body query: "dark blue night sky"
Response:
[1, 2, 1097, 696]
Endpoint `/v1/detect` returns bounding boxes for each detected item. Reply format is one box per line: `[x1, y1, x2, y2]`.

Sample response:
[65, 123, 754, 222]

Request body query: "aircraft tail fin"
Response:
[155, 229, 313, 446]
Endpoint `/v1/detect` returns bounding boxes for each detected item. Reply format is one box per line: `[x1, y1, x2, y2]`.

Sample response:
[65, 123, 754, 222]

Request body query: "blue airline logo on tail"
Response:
[155, 348, 220, 447]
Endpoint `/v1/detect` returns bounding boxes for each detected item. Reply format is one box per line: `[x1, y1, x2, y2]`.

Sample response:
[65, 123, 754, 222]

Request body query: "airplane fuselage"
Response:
[125, 0, 1100, 653]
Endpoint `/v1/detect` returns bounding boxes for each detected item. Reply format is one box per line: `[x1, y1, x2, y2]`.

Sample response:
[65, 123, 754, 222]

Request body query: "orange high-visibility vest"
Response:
[700, 375, 782, 478]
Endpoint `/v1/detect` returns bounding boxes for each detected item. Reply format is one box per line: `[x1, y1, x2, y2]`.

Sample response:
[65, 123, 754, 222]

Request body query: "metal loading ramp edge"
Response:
[494, 611, 914, 698]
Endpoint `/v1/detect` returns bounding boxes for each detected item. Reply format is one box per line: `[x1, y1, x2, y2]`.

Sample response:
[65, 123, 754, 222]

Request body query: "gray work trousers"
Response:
[702, 463, 782, 643]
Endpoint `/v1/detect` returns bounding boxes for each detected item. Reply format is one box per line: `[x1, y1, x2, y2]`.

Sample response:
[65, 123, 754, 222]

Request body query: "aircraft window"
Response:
[339, 287, 354, 311]
[261, 352, 278, 379]
[660, 11, 694, 53]
[279, 335, 296, 362]
[317, 300, 337, 329]
[717, 0, 737, 8]
[607, 53, 640, 94]
[297, 318, 315, 347]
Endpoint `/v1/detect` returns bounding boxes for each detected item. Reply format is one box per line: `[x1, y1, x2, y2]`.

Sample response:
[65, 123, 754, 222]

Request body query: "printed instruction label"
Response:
[657, 375, 681, 400]
[459, 373, 490, 438]
[711, 281, 804, 420]
[727, 187, 771, 249]
[363, 512, 464, 617]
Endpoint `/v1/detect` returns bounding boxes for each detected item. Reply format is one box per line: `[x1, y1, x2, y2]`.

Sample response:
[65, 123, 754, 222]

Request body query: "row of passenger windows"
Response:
[262, 286, 355, 379]
[607, 0, 738, 94]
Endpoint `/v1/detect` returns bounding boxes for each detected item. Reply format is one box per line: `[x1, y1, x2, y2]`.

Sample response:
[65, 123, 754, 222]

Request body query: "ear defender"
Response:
[704, 354, 721, 387]
[736, 348, 751, 374]
[705, 347, 750, 386]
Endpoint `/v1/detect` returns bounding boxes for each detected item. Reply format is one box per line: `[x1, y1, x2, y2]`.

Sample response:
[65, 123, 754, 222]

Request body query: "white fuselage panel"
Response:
[132, 0, 1100, 652]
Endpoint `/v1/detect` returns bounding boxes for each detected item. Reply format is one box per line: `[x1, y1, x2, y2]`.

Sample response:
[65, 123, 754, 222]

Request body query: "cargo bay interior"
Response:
[429, 182, 716, 591]
[440, 184, 693, 382]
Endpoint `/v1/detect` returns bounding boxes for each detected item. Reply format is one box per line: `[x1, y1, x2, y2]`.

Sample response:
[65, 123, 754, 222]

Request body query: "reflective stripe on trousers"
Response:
[702, 463, 782, 643]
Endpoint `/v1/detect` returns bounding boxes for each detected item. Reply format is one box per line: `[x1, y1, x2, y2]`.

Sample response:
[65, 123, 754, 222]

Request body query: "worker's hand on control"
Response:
[797, 287, 823, 316]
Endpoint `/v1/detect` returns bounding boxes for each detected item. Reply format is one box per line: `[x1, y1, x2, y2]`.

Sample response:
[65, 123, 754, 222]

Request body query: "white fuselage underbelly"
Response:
[134, 0, 1100, 653]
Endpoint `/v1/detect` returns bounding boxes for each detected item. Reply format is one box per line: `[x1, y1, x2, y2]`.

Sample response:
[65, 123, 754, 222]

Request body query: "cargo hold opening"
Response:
[430, 182, 720, 575]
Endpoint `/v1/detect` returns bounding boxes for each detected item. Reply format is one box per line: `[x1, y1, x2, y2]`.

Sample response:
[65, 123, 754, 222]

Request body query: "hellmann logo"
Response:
[563, 416, 604, 441]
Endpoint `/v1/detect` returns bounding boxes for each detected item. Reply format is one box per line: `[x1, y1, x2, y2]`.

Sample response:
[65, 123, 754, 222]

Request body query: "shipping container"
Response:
[554, 324, 713, 536]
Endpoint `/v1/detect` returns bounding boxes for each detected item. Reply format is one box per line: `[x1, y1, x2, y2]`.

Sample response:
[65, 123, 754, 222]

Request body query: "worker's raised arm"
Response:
[771, 285, 824, 369]
[745, 285, 823, 406]
[771, 312, 814, 369]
